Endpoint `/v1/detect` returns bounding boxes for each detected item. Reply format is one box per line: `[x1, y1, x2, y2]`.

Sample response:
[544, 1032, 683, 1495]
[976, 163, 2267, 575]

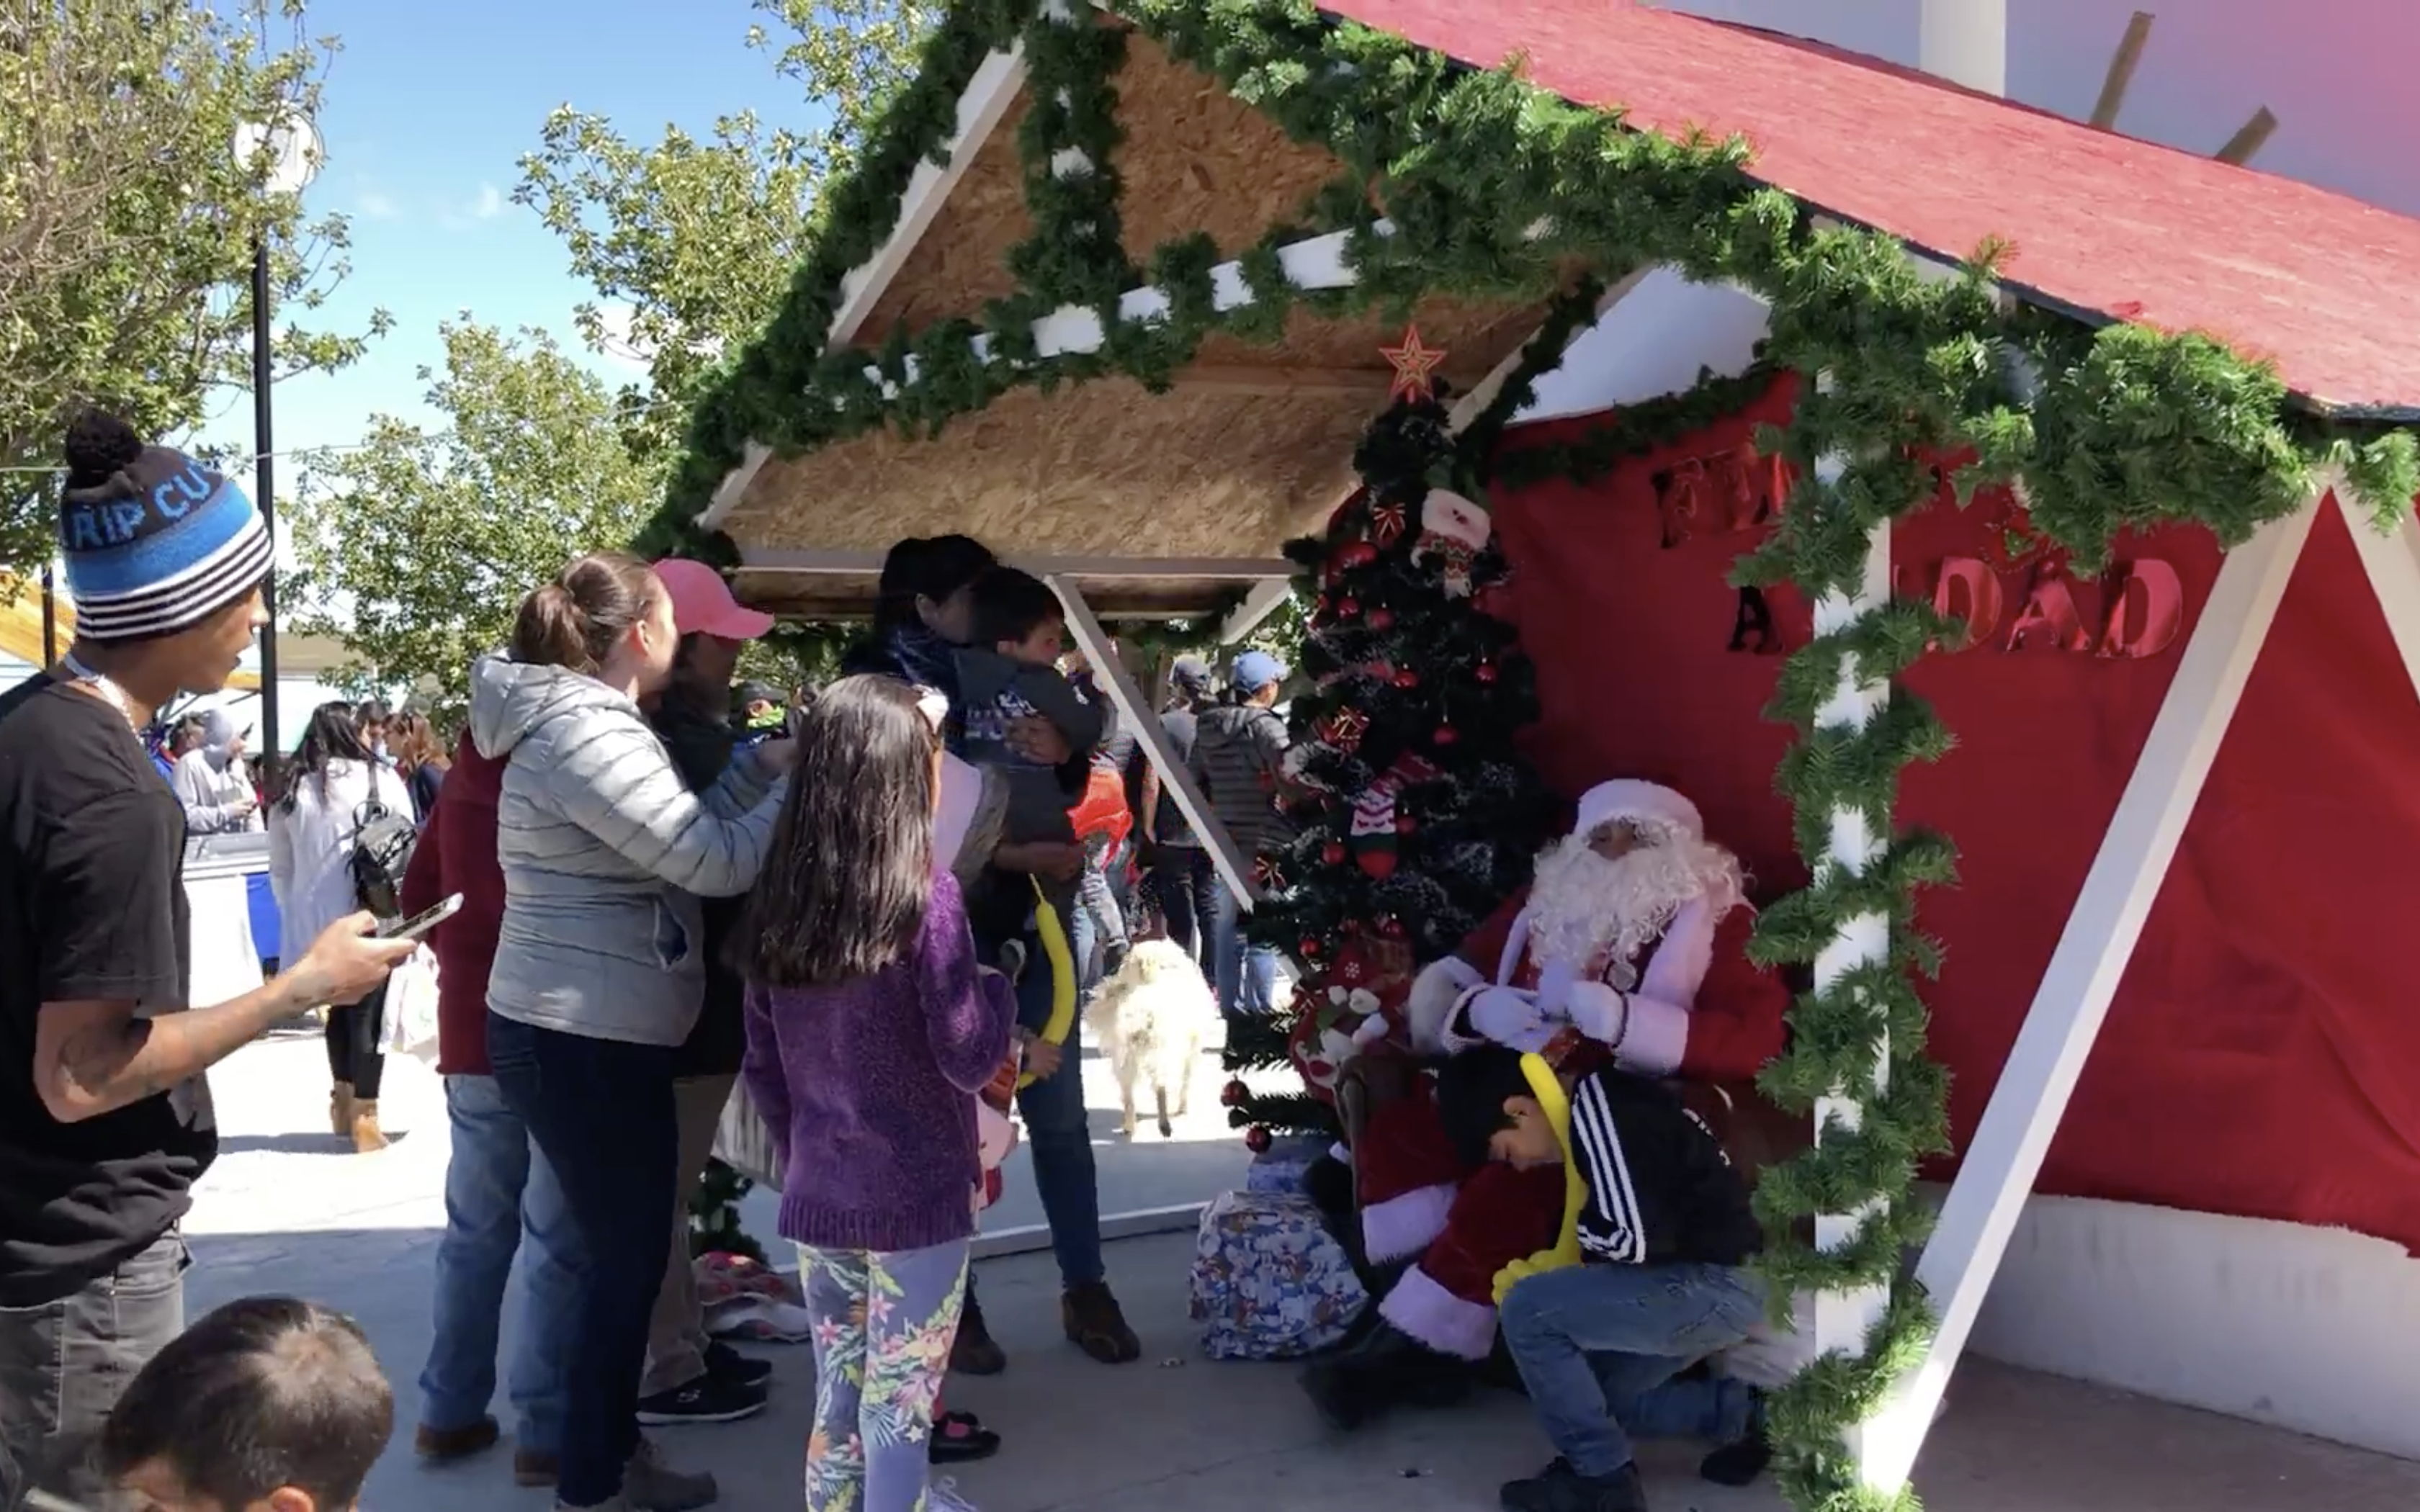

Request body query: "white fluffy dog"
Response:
[1085, 939, 1217, 1138]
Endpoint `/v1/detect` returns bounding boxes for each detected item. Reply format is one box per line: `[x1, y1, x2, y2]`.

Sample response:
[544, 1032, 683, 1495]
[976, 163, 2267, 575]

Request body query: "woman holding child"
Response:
[470, 552, 794, 1512]
[843, 536, 1140, 1372]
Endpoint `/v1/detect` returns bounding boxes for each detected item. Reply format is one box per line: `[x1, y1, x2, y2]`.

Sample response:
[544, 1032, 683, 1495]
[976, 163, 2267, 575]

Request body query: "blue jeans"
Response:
[487, 1012, 679, 1509]
[1211, 877, 1280, 1021]
[1013, 933, 1105, 1288]
[418, 1074, 577, 1454]
[1499, 1261, 1764, 1478]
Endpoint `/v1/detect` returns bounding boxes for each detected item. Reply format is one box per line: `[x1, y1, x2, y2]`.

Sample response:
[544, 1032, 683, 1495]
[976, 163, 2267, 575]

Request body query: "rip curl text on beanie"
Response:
[58, 413, 273, 643]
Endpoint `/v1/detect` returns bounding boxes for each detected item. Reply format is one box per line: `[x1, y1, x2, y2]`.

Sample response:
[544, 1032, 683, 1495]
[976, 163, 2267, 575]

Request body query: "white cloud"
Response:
[354, 187, 400, 220]
[435, 183, 508, 230]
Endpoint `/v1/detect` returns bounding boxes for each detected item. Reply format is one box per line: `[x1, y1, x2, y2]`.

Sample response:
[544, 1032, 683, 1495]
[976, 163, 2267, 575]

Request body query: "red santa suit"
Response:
[1350, 779, 1789, 1361]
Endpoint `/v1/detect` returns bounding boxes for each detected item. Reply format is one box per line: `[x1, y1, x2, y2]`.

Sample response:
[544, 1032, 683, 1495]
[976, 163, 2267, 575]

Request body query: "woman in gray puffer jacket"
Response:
[468, 552, 792, 1512]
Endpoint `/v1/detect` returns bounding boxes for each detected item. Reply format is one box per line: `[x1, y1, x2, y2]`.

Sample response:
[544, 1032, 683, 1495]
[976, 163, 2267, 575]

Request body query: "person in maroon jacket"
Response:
[398, 736, 578, 1490]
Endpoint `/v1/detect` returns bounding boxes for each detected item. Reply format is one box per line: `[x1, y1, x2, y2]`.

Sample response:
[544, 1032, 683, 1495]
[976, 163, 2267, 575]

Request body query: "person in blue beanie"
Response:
[0, 413, 414, 1511]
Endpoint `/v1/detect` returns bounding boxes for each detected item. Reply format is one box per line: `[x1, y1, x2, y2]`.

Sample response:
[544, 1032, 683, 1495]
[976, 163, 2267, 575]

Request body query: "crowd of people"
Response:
[3, 412, 1794, 1512]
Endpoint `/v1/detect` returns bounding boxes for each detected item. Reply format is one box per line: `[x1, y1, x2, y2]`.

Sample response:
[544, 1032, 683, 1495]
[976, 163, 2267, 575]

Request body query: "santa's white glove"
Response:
[1565, 981, 1630, 1046]
[1407, 955, 1487, 1053]
[1462, 985, 1556, 1054]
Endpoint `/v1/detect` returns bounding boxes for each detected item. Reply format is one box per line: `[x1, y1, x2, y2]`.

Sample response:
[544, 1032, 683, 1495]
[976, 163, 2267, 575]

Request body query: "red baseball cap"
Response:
[653, 558, 775, 641]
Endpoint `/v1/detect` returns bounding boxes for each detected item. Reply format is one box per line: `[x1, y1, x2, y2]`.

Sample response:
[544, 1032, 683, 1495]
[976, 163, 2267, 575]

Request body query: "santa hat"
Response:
[1573, 778, 1704, 845]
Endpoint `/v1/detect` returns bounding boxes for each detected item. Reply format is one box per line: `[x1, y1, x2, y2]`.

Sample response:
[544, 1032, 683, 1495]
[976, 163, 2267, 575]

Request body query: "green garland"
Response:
[644, 4, 2420, 1507]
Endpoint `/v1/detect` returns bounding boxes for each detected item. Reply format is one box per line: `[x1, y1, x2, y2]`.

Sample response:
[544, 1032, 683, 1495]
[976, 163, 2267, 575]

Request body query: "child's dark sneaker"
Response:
[635, 1373, 768, 1426]
[928, 1409, 1001, 1464]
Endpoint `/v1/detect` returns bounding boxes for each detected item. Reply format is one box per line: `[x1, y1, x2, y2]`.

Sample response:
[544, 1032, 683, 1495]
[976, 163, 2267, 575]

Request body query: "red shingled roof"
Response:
[1322, 0, 2420, 419]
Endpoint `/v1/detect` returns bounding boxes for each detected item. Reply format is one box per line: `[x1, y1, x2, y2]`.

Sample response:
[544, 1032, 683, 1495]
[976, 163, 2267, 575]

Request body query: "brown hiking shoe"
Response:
[950, 1292, 1006, 1375]
[1062, 1281, 1141, 1364]
[514, 1448, 560, 1488]
[415, 1416, 498, 1462]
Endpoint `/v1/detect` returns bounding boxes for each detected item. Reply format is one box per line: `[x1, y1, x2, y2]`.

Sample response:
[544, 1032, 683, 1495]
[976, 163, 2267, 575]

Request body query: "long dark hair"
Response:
[731, 675, 941, 988]
[511, 552, 660, 674]
[279, 702, 372, 812]
[862, 534, 996, 646]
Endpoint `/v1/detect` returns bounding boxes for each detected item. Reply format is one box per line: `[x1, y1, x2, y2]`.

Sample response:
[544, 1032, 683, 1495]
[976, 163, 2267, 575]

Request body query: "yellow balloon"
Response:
[1490, 1051, 1590, 1305]
[1017, 879, 1078, 1090]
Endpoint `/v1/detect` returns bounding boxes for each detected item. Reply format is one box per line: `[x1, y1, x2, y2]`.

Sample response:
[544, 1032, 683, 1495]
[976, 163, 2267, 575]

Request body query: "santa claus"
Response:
[1303, 778, 1789, 1428]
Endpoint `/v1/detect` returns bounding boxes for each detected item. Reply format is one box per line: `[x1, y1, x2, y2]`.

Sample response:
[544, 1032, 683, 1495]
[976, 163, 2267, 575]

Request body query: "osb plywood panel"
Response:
[727, 377, 1373, 563]
[850, 91, 1036, 341]
[1109, 30, 1350, 266]
[852, 27, 1353, 344]
[1193, 294, 1545, 387]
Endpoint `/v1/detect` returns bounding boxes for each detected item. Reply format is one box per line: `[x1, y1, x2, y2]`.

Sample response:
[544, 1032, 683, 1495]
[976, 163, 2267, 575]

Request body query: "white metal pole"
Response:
[1919, 0, 2008, 96]
[1808, 466, 1896, 1388]
[1858, 499, 2321, 1490]
[1047, 574, 1260, 906]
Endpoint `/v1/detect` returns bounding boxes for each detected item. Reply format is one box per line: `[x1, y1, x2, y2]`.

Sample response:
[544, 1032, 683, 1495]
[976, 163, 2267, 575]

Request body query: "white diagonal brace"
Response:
[1047, 574, 1258, 906]
[1857, 496, 2321, 1493]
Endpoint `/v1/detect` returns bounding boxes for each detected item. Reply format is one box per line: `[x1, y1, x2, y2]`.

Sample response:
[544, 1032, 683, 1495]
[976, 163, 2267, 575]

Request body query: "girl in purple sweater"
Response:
[733, 676, 1016, 1512]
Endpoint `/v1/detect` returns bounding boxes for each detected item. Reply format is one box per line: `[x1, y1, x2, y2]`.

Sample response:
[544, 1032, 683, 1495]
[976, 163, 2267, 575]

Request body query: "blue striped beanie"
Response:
[58, 413, 273, 643]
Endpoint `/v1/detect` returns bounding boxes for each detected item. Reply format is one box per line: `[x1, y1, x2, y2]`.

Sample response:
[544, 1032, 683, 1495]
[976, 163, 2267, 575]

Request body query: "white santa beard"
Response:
[1527, 831, 1721, 971]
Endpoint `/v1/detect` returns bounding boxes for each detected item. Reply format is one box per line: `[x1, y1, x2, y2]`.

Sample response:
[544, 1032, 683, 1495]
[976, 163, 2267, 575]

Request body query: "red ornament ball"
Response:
[1321, 841, 1348, 866]
[1393, 667, 1420, 689]
[1337, 597, 1361, 618]
[1433, 724, 1459, 747]
[1377, 915, 1406, 939]
[1395, 814, 1417, 834]
[1366, 607, 1395, 631]
[1300, 936, 1324, 958]
[1245, 1126, 1273, 1155]
[1220, 1079, 1250, 1108]
[1338, 540, 1379, 569]
[1475, 661, 1500, 685]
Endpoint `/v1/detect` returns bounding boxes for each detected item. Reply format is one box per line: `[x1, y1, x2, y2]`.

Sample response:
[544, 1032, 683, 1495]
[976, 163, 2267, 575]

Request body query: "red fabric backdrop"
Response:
[1491, 387, 2420, 1252]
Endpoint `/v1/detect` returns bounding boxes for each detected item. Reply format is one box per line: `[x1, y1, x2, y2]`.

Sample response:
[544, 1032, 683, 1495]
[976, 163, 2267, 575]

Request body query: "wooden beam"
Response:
[1219, 578, 1296, 645]
[1858, 496, 2321, 1493]
[1047, 574, 1260, 906]
[2090, 12, 2154, 130]
[1169, 364, 1398, 400]
[2214, 107, 2278, 166]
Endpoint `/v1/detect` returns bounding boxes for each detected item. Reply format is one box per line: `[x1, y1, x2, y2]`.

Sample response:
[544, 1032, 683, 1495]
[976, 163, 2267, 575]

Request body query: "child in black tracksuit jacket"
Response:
[1435, 1048, 1765, 1512]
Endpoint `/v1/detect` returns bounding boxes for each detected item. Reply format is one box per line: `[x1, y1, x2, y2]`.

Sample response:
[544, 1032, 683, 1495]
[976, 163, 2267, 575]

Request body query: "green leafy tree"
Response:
[0, 0, 387, 575]
[285, 322, 660, 715]
[516, 0, 942, 455]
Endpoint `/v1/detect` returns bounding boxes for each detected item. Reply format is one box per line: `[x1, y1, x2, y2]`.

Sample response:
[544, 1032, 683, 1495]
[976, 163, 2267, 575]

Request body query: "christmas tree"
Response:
[1222, 383, 1563, 1145]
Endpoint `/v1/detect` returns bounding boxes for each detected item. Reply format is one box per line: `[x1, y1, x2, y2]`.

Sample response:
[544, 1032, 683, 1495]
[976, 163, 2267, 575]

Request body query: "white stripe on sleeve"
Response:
[1571, 1076, 1648, 1264]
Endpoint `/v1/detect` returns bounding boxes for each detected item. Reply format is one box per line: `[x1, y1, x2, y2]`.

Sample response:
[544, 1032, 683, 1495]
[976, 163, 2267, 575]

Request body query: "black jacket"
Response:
[653, 701, 748, 1079]
[1568, 1068, 1762, 1268]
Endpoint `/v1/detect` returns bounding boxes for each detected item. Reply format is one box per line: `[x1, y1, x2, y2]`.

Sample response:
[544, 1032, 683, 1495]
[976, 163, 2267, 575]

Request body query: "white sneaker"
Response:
[927, 1477, 980, 1511]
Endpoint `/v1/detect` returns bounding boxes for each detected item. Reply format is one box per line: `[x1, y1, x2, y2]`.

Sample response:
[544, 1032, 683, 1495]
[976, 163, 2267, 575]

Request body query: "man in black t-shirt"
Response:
[0, 415, 412, 1511]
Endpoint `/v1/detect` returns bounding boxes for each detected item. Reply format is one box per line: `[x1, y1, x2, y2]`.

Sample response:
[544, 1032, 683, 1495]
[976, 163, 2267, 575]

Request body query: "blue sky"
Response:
[197, 0, 830, 469]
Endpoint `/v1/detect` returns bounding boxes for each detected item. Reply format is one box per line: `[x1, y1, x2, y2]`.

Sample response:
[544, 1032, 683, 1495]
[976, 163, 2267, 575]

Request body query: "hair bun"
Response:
[63, 410, 146, 485]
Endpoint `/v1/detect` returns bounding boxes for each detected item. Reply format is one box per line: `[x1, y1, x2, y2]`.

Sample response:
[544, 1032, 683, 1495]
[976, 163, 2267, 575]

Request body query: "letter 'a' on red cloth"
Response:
[1490, 383, 2420, 1256]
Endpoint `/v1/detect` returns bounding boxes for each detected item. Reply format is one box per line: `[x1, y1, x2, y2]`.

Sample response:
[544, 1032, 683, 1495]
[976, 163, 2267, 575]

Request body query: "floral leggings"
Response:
[797, 1240, 971, 1511]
